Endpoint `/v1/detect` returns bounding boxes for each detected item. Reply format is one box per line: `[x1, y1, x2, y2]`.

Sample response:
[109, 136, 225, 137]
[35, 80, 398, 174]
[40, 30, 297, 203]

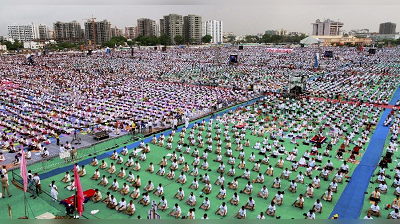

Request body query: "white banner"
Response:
[267, 48, 293, 53]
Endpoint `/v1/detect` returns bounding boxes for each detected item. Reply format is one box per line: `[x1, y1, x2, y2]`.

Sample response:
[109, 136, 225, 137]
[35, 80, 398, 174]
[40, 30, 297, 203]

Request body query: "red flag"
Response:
[20, 146, 27, 192]
[73, 165, 84, 216]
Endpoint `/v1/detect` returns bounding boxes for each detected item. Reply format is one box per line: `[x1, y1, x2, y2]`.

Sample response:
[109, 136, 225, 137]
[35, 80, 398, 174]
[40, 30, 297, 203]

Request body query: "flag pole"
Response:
[74, 190, 77, 219]
[24, 192, 27, 218]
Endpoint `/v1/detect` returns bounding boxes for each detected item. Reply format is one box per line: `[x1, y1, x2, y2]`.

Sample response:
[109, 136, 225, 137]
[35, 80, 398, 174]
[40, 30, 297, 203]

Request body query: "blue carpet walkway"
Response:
[331, 85, 400, 219]
[39, 97, 264, 180]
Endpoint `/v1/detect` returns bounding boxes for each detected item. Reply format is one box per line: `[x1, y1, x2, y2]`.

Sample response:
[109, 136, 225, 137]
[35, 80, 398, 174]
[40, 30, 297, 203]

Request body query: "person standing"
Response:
[55, 133, 60, 146]
[28, 175, 37, 199]
[33, 173, 42, 194]
[148, 121, 153, 133]
[1, 174, 11, 198]
[49, 180, 58, 202]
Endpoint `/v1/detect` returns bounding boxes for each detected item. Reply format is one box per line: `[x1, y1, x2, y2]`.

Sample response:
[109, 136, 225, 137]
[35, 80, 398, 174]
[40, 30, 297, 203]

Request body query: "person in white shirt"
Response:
[176, 172, 187, 184]
[292, 194, 304, 209]
[169, 203, 181, 219]
[313, 199, 323, 213]
[257, 212, 266, 219]
[363, 212, 373, 219]
[116, 198, 127, 212]
[236, 206, 246, 219]
[174, 187, 185, 200]
[199, 197, 211, 210]
[153, 183, 164, 197]
[119, 183, 130, 195]
[185, 208, 195, 219]
[387, 208, 399, 219]
[98, 175, 108, 186]
[215, 202, 228, 217]
[366, 202, 381, 217]
[201, 214, 209, 219]
[124, 200, 136, 216]
[217, 185, 227, 199]
[273, 191, 284, 205]
[144, 180, 154, 192]
[229, 192, 240, 205]
[109, 179, 119, 191]
[189, 178, 199, 190]
[295, 172, 305, 184]
[266, 201, 276, 217]
[305, 210, 315, 219]
[107, 195, 118, 209]
[245, 196, 255, 211]
[215, 173, 225, 186]
[138, 192, 150, 206]
[185, 192, 197, 206]
[60, 171, 71, 183]
[157, 196, 168, 211]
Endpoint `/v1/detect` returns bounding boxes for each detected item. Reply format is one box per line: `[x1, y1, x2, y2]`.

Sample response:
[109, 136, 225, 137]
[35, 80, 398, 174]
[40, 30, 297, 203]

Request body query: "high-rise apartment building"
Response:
[312, 19, 344, 36]
[125, 26, 137, 39]
[183, 15, 202, 44]
[111, 26, 123, 38]
[161, 14, 183, 44]
[7, 23, 36, 42]
[53, 20, 84, 43]
[84, 19, 111, 45]
[137, 18, 156, 37]
[202, 20, 223, 44]
[379, 22, 396, 34]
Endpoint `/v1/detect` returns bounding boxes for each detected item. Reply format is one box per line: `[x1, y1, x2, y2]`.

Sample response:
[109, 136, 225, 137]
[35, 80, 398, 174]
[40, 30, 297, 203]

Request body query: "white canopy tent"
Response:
[300, 36, 320, 45]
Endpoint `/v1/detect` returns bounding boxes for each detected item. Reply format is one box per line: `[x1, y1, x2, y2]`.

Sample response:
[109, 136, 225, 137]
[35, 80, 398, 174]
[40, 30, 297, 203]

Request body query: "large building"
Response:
[53, 20, 84, 43]
[84, 19, 112, 45]
[111, 26, 123, 38]
[379, 22, 396, 34]
[7, 23, 37, 42]
[36, 24, 49, 40]
[137, 18, 156, 37]
[202, 20, 223, 44]
[312, 19, 344, 36]
[161, 14, 184, 44]
[125, 26, 137, 39]
[183, 15, 202, 44]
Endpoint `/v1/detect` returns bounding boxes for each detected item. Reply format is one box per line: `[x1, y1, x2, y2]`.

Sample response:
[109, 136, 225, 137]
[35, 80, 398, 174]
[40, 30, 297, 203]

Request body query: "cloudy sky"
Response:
[1, 1, 400, 36]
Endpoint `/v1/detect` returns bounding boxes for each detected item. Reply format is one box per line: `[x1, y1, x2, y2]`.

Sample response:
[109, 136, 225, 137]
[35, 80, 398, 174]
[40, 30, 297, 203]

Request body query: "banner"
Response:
[314, 53, 319, 68]
[267, 48, 293, 53]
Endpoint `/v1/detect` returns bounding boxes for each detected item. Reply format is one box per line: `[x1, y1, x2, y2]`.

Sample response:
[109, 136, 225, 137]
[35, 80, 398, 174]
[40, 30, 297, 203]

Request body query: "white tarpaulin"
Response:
[267, 48, 293, 53]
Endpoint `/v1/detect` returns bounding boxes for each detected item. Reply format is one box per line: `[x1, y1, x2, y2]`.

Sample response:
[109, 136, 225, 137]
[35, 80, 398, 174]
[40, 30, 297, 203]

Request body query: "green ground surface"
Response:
[3, 99, 382, 219]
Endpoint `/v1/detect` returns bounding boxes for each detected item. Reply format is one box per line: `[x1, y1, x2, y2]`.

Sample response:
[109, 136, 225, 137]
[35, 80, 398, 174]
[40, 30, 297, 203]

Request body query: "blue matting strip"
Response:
[331, 85, 400, 219]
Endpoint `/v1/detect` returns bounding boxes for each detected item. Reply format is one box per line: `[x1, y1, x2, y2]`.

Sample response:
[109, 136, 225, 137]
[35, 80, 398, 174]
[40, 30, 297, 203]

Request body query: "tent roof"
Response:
[300, 36, 320, 45]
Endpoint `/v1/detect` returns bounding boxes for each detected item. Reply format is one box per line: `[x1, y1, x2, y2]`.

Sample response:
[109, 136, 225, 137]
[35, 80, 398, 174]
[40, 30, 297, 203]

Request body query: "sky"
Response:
[1, 3, 400, 36]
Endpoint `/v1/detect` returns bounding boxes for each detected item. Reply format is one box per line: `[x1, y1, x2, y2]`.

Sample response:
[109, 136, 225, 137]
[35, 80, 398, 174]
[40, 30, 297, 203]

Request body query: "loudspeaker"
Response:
[87, 50, 92, 56]
[239, 46, 244, 50]
[300, 44, 305, 48]
[162, 46, 167, 51]
[368, 49, 376, 54]
[131, 48, 134, 56]
[154, 47, 157, 50]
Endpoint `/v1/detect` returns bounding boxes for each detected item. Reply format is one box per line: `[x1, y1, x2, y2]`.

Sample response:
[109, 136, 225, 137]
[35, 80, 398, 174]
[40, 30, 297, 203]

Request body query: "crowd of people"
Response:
[1, 46, 400, 219]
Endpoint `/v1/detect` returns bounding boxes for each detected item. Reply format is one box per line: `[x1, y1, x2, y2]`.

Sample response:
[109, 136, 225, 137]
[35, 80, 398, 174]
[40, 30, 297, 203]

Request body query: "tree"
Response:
[174, 35, 184, 45]
[201, 35, 212, 44]
[159, 33, 170, 46]
[2, 40, 24, 51]
[102, 36, 127, 48]
[227, 35, 236, 43]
